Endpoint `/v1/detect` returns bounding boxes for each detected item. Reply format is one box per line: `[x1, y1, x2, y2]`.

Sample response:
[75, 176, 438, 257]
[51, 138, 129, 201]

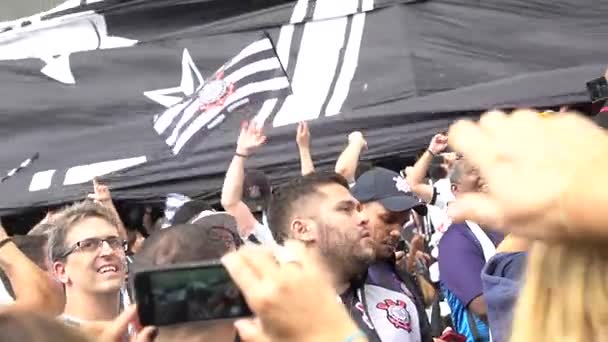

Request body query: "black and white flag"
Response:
[152, 35, 291, 154]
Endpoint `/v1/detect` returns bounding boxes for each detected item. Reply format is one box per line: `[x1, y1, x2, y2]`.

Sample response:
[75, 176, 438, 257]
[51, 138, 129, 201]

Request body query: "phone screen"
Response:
[134, 263, 252, 326]
[587, 77, 608, 103]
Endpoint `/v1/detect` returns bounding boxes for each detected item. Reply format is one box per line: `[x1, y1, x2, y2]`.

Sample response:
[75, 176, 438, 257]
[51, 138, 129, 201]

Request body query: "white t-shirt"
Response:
[244, 214, 276, 245]
[431, 177, 454, 210]
[0, 282, 14, 305]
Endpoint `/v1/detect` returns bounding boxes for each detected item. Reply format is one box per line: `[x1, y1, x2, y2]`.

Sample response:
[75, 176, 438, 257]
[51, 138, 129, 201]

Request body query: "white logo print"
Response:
[393, 176, 411, 193]
[0, 10, 138, 84]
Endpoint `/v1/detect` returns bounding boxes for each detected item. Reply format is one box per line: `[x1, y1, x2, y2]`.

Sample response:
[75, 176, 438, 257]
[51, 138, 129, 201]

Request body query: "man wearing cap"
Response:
[351, 167, 433, 342]
[221, 121, 275, 245]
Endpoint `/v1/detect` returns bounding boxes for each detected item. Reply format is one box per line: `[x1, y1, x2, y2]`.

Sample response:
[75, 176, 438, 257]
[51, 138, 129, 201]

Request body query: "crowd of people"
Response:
[0, 70, 607, 342]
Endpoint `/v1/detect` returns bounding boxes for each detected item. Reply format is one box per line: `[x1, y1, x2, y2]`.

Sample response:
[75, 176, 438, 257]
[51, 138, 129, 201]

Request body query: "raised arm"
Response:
[296, 121, 315, 176]
[0, 225, 63, 315]
[406, 134, 448, 203]
[334, 131, 367, 184]
[221, 121, 267, 237]
[88, 180, 127, 242]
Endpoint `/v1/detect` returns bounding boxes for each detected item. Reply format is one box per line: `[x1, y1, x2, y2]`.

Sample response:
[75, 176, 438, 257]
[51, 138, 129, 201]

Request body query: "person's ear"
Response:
[53, 261, 70, 285]
[290, 217, 318, 243]
[450, 183, 458, 195]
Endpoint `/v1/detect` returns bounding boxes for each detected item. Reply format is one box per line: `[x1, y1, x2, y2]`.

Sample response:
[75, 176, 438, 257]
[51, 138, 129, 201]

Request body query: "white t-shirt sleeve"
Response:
[431, 178, 455, 210]
[0, 282, 14, 305]
[244, 219, 276, 246]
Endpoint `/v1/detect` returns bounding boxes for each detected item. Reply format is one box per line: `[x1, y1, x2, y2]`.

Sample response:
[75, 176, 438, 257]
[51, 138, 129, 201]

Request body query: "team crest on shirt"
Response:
[393, 176, 411, 193]
[376, 299, 412, 331]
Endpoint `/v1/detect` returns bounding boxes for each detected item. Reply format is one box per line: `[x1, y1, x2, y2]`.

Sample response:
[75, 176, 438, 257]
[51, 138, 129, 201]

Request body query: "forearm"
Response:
[107, 204, 127, 241]
[221, 154, 247, 209]
[406, 150, 433, 186]
[0, 243, 61, 314]
[335, 143, 364, 182]
[298, 146, 315, 176]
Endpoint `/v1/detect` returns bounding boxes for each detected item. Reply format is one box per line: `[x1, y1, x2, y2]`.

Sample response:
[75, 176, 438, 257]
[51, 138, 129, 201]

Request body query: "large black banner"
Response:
[1, 0, 607, 214]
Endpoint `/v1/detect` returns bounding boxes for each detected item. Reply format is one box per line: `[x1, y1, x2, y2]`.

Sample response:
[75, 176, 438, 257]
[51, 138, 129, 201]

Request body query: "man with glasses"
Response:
[49, 201, 128, 325]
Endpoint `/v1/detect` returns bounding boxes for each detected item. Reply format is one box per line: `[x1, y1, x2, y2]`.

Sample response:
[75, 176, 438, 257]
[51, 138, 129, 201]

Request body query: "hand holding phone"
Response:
[133, 261, 252, 326]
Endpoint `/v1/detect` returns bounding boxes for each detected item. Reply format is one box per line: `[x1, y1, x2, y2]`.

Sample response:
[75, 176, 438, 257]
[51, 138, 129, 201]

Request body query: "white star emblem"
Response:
[143, 48, 204, 108]
[393, 176, 411, 194]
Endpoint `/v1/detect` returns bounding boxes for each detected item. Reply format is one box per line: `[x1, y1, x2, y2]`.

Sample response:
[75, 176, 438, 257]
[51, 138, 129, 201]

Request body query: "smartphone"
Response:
[439, 330, 467, 342]
[133, 260, 252, 326]
[587, 77, 608, 103]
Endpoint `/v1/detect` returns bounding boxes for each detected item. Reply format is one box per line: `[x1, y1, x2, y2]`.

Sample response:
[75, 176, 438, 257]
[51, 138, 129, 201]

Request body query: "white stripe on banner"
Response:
[325, 12, 366, 116]
[165, 98, 201, 146]
[173, 77, 289, 153]
[290, 0, 309, 24]
[154, 100, 190, 134]
[252, 0, 306, 125]
[63, 156, 147, 186]
[223, 39, 273, 71]
[275, 25, 295, 70]
[272, 0, 363, 127]
[272, 19, 349, 125]
[253, 98, 278, 127]
[362, 0, 374, 12]
[224, 58, 282, 84]
[173, 105, 223, 154]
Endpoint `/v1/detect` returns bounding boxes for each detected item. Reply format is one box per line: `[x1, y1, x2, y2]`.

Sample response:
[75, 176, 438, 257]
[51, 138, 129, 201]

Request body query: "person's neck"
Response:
[63, 289, 120, 321]
[326, 257, 367, 294]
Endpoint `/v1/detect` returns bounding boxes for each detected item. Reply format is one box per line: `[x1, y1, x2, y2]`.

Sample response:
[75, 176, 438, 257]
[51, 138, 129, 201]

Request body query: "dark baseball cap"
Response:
[243, 169, 271, 213]
[352, 167, 427, 215]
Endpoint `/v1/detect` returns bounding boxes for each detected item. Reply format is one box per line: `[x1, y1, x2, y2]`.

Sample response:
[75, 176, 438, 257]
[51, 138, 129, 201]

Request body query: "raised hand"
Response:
[236, 121, 267, 156]
[97, 305, 157, 342]
[296, 121, 311, 148]
[88, 179, 112, 205]
[222, 241, 364, 342]
[447, 109, 608, 240]
[348, 131, 367, 150]
[428, 133, 448, 155]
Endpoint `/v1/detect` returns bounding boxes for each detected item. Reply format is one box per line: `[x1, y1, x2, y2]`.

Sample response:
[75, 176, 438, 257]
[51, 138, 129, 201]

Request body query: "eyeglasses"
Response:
[61, 236, 127, 258]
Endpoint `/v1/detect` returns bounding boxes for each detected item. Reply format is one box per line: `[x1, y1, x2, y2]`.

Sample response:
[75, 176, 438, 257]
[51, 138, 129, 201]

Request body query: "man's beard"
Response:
[316, 223, 374, 283]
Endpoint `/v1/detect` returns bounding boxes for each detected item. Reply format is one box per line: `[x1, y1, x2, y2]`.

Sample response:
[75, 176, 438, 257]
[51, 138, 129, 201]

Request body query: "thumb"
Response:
[448, 193, 505, 228]
[234, 318, 268, 342]
[100, 305, 137, 341]
[133, 326, 158, 342]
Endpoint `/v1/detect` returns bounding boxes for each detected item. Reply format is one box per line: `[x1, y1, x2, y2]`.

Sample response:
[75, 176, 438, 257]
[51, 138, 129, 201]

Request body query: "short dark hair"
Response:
[267, 172, 349, 244]
[429, 164, 448, 182]
[0, 235, 48, 299]
[48, 201, 118, 263]
[132, 213, 241, 269]
[171, 200, 214, 225]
